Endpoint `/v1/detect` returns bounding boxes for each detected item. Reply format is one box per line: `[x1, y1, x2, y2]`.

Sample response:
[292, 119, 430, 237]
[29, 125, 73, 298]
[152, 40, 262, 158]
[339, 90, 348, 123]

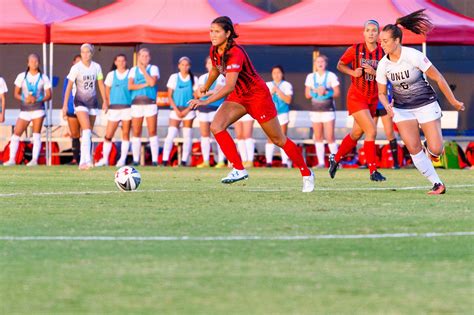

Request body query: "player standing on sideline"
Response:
[161, 57, 199, 167]
[374, 81, 400, 169]
[377, 10, 464, 194]
[305, 55, 340, 168]
[128, 48, 159, 166]
[329, 20, 386, 181]
[196, 56, 226, 168]
[265, 65, 293, 168]
[63, 54, 81, 165]
[234, 110, 255, 168]
[0, 75, 7, 124]
[188, 16, 314, 192]
[62, 44, 107, 170]
[96, 54, 132, 167]
[4, 54, 52, 166]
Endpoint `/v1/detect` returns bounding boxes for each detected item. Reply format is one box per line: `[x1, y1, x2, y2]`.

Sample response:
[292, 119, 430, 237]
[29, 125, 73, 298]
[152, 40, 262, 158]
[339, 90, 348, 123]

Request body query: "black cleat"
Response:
[328, 154, 339, 179]
[370, 170, 386, 182]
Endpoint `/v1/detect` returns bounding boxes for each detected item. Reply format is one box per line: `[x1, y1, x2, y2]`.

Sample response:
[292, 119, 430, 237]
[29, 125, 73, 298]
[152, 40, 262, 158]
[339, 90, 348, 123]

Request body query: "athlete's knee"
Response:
[210, 121, 226, 135]
[364, 128, 377, 140]
[148, 130, 157, 137]
[428, 143, 443, 157]
[270, 135, 287, 148]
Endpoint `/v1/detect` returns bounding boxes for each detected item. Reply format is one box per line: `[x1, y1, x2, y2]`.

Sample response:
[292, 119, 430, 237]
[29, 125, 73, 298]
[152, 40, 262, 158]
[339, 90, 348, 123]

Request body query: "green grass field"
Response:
[1, 166, 473, 314]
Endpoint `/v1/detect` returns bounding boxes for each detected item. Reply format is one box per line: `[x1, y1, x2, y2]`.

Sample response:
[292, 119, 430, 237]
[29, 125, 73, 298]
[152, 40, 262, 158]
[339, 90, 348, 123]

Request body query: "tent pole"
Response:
[43, 42, 50, 166]
[312, 48, 319, 72]
[133, 44, 138, 66]
[48, 43, 54, 166]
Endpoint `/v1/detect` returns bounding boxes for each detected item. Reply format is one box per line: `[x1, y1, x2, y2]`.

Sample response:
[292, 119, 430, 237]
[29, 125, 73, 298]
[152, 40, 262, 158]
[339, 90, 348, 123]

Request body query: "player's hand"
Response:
[199, 86, 208, 95]
[26, 95, 36, 104]
[317, 86, 326, 96]
[102, 101, 109, 114]
[188, 98, 207, 110]
[62, 105, 68, 120]
[361, 64, 376, 75]
[0, 112, 4, 123]
[385, 101, 394, 118]
[451, 99, 464, 111]
[353, 68, 363, 78]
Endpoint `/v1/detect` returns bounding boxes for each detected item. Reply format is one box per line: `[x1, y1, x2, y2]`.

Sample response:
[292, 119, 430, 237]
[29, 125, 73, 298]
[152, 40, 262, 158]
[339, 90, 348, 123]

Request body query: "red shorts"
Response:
[226, 86, 277, 124]
[347, 86, 378, 117]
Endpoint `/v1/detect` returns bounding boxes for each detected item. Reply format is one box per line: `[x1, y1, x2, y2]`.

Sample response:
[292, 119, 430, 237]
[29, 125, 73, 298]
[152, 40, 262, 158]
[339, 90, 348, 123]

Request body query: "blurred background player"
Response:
[374, 81, 400, 169]
[377, 10, 464, 194]
[0, 75, 7, 124]
[188, 16, 314, 192]
[329, 20, 386, 181]
[305, 55, 340, 168]
[162, 56, 198, 167]
[234, 111, 255, 168]
[265, 65, 293, 168]
[128, 48, 159, 166]
[96, 54, 132, 167]
[196, 56, 226, 168]
[62, 43, 107, 170]
[5, 53, 52, 166]
[62, 54, 81, 165]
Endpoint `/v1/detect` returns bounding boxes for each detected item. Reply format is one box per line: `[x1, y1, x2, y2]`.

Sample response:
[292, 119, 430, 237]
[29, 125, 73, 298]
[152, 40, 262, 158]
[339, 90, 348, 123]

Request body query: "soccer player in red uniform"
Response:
[329, 20, 386, 181]
[188, 16, 314, 192]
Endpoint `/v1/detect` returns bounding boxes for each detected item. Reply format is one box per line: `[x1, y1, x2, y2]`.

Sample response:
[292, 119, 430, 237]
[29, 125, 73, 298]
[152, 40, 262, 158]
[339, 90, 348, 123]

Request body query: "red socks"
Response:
[282, 138, 311, 176]
[335, 134, 358, 163]
[364, 140, 377, 174]
[214, 130, 244, 170]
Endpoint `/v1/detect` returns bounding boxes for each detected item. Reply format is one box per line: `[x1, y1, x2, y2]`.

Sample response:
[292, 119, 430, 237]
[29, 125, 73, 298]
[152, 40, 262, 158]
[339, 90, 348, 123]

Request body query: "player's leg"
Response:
[131, 113, 144, 166]
[76, 110, 93, 169]
[234, 120, 247, 163]
[97, 120, 119, 166]
[26, 115, 44, 166]
[4, 117, 30, 166]
[279, 122, 290, 167]
[145, 112, 159, 166]
[117, 119, 131, 167]
[162, 118, 180, 166]
[381, 113, 399, 168]
[181, 118, 194, 166]
[313, 122, 325, 168]
[198, 117, 211, 168]
[67, 115, 81, 164]
[243, 120, 255, 168]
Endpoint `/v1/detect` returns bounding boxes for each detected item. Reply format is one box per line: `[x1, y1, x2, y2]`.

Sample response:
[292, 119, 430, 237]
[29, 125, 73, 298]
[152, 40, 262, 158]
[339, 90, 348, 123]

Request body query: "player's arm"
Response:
[425, 65, 464, 111]
[141, 67, 157, 87]
[13, 86, 23, 102]
[128, 76, 148, 90]
[0, 93, 5, 123]
[274, 87, 292, 104]
[201, 66, 219, 94]
[332, 85, 341, 98]
[43, 88, 52, 102]
[337, 61, 362, 78]
[377, 83, 393, 117]
[97, 79, 108, 110]
[62, 80, 74, 118]
[204, 72, 238, 104]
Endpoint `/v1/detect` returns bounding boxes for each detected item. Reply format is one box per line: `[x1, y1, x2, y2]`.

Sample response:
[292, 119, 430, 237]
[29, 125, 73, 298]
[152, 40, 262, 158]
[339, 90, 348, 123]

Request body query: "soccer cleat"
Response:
[214, 162, 226, 169]
[116, 159, 126, 167]
[221, 168, 249, 184]
[428, 183, 446, 195]
[26, 159, 38, 167]
[370, 170, 386, 182]
[133, 161, 140, 167]
[180, 161, 187, 167]
[392, 164, 401, 170]
[302, 170, 315, 193]
[266, 163, 272, 168]
[152, 162, 158, 167]
[328, 154, 339, 179]
[161, 161, 168, 167]
[196, 161, 210, 168]
[3, 160, 16, 166]
[78, 163, 93, 170]
[94, 159, 108, 167]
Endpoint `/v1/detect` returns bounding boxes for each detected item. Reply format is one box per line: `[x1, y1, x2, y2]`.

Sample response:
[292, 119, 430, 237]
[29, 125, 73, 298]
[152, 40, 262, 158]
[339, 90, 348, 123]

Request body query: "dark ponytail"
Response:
[211, 16, 239, 69]
[110, 53, 127, 72]
[383, 9, 433, 43]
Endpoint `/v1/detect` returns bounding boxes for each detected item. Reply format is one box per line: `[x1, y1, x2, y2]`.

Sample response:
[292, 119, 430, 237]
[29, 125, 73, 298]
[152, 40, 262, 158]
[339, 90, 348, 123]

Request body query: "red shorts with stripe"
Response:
[347, 85, 378, 117]
[226, 86, 277, 124]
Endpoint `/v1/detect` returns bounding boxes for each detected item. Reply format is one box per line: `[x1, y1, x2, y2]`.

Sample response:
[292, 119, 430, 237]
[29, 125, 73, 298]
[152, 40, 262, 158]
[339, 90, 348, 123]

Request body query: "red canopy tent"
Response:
[51, 0, 267, 44]
[0, 0, 47, 43]
[208, 0, 269, 23]
[237, 0, 473, 45]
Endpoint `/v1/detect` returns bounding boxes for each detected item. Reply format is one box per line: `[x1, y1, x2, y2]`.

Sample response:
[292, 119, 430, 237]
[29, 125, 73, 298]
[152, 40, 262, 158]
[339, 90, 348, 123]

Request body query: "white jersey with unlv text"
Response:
[67, 61, 103, 108]
[376, 46, 437, 109]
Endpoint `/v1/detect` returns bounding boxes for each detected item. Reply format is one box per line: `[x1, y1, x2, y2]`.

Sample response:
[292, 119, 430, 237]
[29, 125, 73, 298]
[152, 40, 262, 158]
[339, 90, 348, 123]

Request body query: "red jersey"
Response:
[339, 43, 384, 100]
[210, 44, 266, 96]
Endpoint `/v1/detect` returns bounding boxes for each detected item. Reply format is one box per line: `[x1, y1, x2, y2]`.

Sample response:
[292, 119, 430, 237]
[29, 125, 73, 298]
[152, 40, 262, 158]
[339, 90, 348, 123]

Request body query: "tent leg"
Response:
[48, 43, 54, 166]
[43, 42, 50, 166]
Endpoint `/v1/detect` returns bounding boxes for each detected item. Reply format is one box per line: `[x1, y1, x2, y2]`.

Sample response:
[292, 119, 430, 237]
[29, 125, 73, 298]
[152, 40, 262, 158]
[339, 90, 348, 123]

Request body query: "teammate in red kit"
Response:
[188, 16, 314, 192]
[329, 20, 386, 181]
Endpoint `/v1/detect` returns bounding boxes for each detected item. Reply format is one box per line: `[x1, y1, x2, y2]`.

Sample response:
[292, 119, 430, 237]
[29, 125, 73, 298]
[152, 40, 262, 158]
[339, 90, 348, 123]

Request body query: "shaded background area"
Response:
[0, 0, 472, 131]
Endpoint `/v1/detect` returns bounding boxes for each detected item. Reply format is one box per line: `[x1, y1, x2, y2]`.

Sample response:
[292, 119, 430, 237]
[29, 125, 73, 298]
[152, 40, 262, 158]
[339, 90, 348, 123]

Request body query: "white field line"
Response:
[0, 184, 473, 198]
[0, 232, 473, 242]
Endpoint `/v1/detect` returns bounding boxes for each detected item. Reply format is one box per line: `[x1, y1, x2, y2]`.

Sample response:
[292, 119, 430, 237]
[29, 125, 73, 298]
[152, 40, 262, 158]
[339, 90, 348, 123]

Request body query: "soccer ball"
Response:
[114, 166, 141, 191]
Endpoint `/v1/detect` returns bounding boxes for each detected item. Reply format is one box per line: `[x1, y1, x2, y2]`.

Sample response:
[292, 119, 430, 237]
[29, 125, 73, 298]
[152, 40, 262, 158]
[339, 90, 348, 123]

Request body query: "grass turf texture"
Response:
[1, 167, 473, 314]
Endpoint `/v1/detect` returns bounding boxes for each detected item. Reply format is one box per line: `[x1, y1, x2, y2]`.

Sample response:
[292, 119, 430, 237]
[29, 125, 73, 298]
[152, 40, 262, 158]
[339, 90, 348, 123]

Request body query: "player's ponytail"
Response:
[383, 9, 433, 43]
[212, 16, 239, 68]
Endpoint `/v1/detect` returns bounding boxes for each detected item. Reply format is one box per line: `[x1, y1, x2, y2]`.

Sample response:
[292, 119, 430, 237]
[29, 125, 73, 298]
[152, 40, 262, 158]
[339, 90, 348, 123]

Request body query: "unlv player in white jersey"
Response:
[377, 10, 464, 195]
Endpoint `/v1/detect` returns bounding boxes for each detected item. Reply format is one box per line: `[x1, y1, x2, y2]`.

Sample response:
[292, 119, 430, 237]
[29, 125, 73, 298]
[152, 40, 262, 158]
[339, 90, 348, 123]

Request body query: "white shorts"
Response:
[107, 108, 132, 122]
[277, 112, 290, 125]
[197, 111, 216, 123]
[169, 110, 196, 121]
[310, 111, 335, 123]
[131, 104, 158, 118]
[75, 106, 98, 116]
[19, 110, 45, 121]
[393, 101, 442, 124]
[238, 114, 254, 122]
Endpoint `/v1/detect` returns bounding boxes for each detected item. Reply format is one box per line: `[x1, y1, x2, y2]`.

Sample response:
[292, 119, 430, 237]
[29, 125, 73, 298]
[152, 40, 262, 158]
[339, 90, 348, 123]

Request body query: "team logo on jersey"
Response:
[226, 64, 240, 70]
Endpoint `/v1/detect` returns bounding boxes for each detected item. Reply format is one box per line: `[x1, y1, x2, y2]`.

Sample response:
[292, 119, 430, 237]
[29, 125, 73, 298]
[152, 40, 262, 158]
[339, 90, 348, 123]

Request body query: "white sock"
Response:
[245, 138, 255, 162]
[119, 140, 130, 163]
[265, 143, 274, 164]
[201, 137, 211, 162]
[32, 133, 41, 161]
[131, 137, 141, 163]
[216, 142, 225, 163]
[328, 142, 338, 155]
[315, 142, 325, 166]
[81, 129, 92, 164]
[163, 126, 178, 162]
[237, 140, 247, 162]
[149, 135, 159, 163]
[411, 150, 442, 185]
[8, 135, 20, 163]
[280, 148, 289, 165]
[182, 127, 192, 163]
[102, 140, 112, 162]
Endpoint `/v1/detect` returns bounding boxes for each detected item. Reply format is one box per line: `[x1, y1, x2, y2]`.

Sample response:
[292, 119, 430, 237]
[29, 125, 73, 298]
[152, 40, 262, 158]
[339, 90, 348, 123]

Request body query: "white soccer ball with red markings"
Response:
[114, 166, 141, 191]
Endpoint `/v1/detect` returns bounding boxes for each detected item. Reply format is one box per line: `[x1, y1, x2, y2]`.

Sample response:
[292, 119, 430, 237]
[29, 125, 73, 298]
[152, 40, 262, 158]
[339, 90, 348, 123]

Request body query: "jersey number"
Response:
[83, 81, 94, 90]
[400, 82, 409, 90]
